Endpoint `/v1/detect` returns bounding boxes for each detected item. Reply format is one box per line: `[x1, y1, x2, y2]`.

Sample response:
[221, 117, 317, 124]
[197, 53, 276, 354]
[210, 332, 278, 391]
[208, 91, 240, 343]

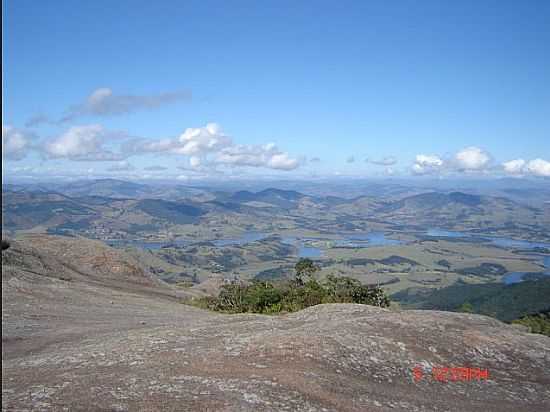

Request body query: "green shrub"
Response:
[512, 311, 550, 337]
[244, 281, 284, 313]
[191, 261, 391, 314]
[458, 302, 474, 313]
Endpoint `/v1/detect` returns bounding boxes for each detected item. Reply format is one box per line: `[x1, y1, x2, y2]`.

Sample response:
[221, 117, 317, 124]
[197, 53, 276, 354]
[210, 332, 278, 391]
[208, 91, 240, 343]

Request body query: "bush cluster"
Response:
[512, 311, 550, 337]
[193, 258, 390, 314]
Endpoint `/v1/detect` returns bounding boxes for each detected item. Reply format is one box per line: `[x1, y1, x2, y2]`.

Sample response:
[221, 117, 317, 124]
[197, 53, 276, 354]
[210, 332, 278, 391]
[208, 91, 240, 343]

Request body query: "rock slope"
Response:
[2, 236, 550, 411]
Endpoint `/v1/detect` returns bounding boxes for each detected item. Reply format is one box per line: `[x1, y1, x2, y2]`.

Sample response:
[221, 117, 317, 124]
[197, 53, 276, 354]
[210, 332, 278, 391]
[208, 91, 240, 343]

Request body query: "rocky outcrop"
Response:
[2, 236, 550, 411]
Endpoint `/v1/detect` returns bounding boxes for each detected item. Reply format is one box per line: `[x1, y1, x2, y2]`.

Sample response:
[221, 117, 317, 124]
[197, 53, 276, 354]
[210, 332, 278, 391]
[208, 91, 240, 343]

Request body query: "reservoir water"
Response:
[425, 228, 550, 249]
[502, 255, 550, 284]
[424, 228, 550, 284]
[108, 229, 548, 277]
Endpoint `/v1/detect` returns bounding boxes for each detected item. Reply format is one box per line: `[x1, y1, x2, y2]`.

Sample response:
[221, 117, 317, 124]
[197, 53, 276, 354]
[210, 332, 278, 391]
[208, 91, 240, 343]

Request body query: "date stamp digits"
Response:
[413, 366, 490, 383]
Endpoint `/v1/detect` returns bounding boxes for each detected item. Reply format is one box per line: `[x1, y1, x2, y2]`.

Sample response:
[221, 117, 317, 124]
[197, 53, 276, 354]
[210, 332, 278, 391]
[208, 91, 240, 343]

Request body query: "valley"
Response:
[3, 179, 549, 317]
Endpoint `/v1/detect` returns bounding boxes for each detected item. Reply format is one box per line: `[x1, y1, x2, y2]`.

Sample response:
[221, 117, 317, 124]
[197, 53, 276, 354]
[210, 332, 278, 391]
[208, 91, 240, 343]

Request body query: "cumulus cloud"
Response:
[501, 158, 550, 177]
[172, 123, 232, 155]
[2, 126, 35, 160]
[268, 152, 300, 170]
[9, 121, 301, 173]
[411, 146, 493, 175]
[502, 159, 526, 175]
[43, 125, 125, 161]
[525, 159, 550, 177]
[411, 154, 445, 175]
[215, 142, 299, 170]
[367, 156, 397, 166]
[454, 146, 491, 171]
[126, 123, 300, 171]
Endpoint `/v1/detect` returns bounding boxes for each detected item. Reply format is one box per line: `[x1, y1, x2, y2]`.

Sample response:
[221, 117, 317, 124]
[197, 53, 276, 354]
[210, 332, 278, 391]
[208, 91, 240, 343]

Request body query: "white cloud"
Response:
[267, 152, 300, 170]
[215, 142, 299, 170]
[44, 124, 125, 161]
[411, 154, 445, 175]
[125, 123, 300, 171]
[501, 158, 550, 177]
[45, 125, 103, 158]
[173, 123, 232, 155]
[525, 158, 550, 177]
[411, 147, 492, 175]
[454, 146, 491, 170]
[2, 126, 34, 160]
[502, 159, 526, 175]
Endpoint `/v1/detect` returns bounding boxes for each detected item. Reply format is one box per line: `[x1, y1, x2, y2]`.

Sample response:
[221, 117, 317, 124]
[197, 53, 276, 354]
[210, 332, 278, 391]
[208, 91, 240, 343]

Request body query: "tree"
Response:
[294, 258, 319, 285]
[350, 285, 390, 307]
[324, 274, 361, 302]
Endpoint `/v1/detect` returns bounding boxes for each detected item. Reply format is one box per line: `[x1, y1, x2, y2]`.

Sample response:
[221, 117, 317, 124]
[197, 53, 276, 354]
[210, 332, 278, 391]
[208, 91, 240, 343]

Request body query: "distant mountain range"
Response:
[3, 179, 549, 242]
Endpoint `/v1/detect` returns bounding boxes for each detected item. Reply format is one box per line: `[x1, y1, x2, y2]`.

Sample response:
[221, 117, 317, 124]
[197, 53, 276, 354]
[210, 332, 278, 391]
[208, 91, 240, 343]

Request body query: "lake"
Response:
[424, 228, 550, 284]
[335, 232, 403, 248]
[281, 232, 403, 257]
[108, 229, 548, 274]
[502, 255, 550, 285]
[425, 228, 550, 249]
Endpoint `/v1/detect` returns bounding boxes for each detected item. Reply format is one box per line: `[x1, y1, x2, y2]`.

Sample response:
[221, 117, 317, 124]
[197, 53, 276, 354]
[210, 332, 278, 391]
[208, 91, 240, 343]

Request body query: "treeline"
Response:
[393, 278, 550, 322]
[192, 258, 390, 314]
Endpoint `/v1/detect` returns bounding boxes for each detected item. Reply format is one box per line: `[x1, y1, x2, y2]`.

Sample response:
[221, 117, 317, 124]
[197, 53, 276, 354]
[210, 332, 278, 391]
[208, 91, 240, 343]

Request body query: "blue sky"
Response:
[3, 0, 550, 181]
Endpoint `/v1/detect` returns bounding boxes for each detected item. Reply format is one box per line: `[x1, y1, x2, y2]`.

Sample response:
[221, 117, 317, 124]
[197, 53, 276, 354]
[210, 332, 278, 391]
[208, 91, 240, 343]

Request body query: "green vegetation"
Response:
[191, 258, 390, 314]
[393, 278, 550, 322]
[457, 301, 474, 313]
[512, 310, 550, 337]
